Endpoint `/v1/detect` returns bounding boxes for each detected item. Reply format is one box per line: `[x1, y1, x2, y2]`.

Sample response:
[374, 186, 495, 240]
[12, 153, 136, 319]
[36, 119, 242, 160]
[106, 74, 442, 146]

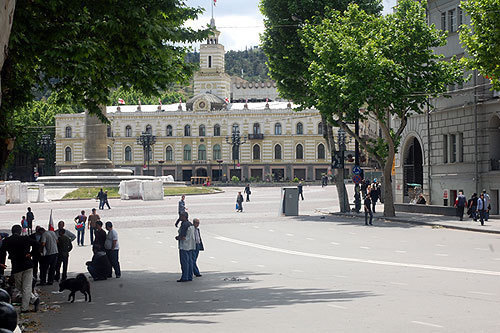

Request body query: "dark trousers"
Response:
[106, 249, 121, 277]
[246, 193, 250, 202]
[179, 249, 193, 281]
[365, 210, 373, 225]
[40, 254, 57, 284]
[457, 206, 465, 220]
[104, 200, 111, 209]
[372, 201, 377, 213]
[99, 199, 104, 210]
[77, 229, 85, 246]
[192, 249, 200, 276]
[237, 202, 243, 212]
[89, 227, 96, 244]
[299, 192, 304, 200]
[54, 253, 69, 281]
[478, 210, 485, 225]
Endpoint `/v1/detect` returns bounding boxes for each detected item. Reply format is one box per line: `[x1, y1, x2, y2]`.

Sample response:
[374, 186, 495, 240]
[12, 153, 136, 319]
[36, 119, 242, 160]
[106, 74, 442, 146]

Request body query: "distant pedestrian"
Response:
[97, 189, 105, 210]
[103, 190, 111, 209]
[236, 192, 244, 212]
[321, 175, 328, 187]
[482, 189, 491, 221]
[175, 212, 195, 282]
[244, 184, 251, 202]
[104, 222, 121, 278]
[74, 210, 87, 246]
[39, 227, 58, 286]
[361, 180, 368, 197]
[416, 194, 427, 205]
[94, 221, 107, 251]
[88, 208, 100, 245]
[0, 225, 40, 313]
[477, 193, 486, 226]
[54, 229, 72, 282]
[364, 194, 373, 225]
[467, 193, 478, 221]
[57, 220, 76, 242]
[86, 244, 112, 281]
[20, 216, 28, 235]
[192, 218, 204, 277]
[26, 207, 34, 235]
[175, 195, 187, 227]
[298, 182, 304, 200]
[454, 191, 467, 221]
[370, 183, 379, 213]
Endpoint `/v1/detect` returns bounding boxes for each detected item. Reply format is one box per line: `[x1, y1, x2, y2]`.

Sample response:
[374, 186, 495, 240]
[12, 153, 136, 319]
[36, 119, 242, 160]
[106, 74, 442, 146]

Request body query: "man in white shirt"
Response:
[192, 218, 204, 277]
[39, 228, 58, 285]
[104, 222, 121, 278]
[175, 212, 195, 282]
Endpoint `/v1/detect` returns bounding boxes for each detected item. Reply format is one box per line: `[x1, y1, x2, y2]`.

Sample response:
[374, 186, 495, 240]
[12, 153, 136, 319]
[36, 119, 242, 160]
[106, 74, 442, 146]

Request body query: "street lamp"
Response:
[36, 134, 55, 176]
[216, 159, 223, 181]
[225, 129, 247, 179]
[353, 120, 361, 212]
[137, 131, 156, 175]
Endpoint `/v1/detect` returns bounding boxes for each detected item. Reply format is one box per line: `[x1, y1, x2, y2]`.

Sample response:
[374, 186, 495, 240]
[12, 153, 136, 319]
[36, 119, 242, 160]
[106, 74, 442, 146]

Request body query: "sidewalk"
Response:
[326, 210, 500, 234]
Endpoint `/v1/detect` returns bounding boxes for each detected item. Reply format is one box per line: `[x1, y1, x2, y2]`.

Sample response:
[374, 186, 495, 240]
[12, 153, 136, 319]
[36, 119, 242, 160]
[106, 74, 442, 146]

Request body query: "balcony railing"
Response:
[248, 133, 264, 140]
[491, 159, 500, 171]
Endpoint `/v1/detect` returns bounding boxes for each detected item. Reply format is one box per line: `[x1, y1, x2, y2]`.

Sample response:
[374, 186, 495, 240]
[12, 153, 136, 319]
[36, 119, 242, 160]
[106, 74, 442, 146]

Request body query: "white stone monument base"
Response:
[5, 181, 28, 204]
[27, 184, 45, 203]
[140, 180, 164, 201]
[0, 184, 6, 206]
[119, 180, 143, 200]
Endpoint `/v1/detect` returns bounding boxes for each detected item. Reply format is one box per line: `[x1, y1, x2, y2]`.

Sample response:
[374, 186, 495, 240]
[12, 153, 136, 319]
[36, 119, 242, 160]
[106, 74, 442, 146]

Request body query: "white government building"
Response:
[55, 20, 357, 182]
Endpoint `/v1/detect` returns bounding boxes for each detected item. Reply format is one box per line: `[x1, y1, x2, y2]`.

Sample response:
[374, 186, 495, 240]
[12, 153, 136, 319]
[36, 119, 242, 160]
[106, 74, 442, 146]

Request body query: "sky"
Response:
[185, 0, 397, 51]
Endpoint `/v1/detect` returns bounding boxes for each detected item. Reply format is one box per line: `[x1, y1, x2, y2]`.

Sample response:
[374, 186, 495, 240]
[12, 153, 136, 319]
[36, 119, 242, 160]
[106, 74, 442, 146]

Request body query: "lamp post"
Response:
[137, 131, 156, 175]
[354, 120, 361, 213]
[225, 129, 247, 180]
[217, 159, 223, 181]
[338, 128, 349, 211]
[36, 134, 55, 176]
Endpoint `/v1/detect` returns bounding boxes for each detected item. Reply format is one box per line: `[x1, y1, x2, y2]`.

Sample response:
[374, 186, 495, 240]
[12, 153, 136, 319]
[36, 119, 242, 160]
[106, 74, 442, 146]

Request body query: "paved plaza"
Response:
[1, 185, 500, 332]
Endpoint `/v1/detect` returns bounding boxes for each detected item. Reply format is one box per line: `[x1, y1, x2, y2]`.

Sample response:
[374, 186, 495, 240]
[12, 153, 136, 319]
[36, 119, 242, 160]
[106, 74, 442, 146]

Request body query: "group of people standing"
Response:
[456, 190, 492, 225]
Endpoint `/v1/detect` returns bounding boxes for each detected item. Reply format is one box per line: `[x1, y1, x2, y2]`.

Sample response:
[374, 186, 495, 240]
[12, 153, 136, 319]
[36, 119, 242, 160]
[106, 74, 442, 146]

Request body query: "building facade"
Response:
[394, 0, 500, 214]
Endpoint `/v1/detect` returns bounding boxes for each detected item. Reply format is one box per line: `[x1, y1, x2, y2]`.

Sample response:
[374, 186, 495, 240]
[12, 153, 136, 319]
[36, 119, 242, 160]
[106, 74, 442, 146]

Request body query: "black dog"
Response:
[59, 273, 91, 303]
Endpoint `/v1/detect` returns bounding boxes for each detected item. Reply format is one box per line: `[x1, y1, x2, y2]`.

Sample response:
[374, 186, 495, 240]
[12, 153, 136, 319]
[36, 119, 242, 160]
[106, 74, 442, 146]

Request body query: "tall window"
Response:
[198, 144, 206, 160]
[296, 122, 303, 135]
[296, 144, 304, 159]
[450, 134, 457, 163]
[199, 125, 206, 137]
[318, 122, 323, 135]
[208, 55, 212, 68]
[107, 126, 112, 137]
[232, 123, 240, 134]
[65, 126, 72, 138]
[458, 7, 463, 27]
[448, 9, 456, 33]
[125, 146, 132, 161]
[166, 146, 173, 161]
[107, 146, 112, 160]
[183, 145, 191, 161]
[253, 144, 261, 160]
[184, 125, 191, 136]
[274, 144, 282, 160]
[213, 144, 221, 160]
[253, 123, 261, 134]
[125, 125, 132, 137]
[166, 125, 173, 137]
[443, 134, 448, 163]
[145, 124, 152, 134]
[274, 123, 282, 135]
[64, 147, 72, 161]
[318, 143, 326, 159]
[441, 12, 446, 31]
[214, 124, 221, 136]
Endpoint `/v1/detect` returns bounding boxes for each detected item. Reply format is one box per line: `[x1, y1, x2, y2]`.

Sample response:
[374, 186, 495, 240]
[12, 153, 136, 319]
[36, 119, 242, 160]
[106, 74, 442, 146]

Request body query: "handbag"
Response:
[236, 203, 239, 210]
[75, 222, 85, 230]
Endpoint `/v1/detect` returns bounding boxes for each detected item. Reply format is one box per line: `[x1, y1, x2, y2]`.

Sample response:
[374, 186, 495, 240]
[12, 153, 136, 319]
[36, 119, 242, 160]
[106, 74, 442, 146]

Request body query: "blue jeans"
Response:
[179, 250, 193, 281]
[77, 229, 85, 245]
[192, 249, 200, 276]
[89, 227, 95, 244]
[106, 249, 121, 277]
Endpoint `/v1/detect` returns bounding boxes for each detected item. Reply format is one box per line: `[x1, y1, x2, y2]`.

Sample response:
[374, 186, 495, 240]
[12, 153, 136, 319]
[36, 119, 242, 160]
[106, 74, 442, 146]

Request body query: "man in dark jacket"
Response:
[370, 184, 380, 213]
[26, 207, 34, 235]
[94, 221, 107, 251]
[236, 192, 244, 212]
[454, 191, 467, 221]
[54, 229, 72, 281]
[244, 184, 251, 202]
[29, 227, 42, 281]
[86, 244, 112, 281]
[0, 225, 40, 312]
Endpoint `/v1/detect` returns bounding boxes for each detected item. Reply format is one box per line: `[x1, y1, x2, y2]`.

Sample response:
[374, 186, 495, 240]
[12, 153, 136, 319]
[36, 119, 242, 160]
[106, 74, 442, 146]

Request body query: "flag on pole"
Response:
[48, 209, 54, 231]
[179, 97, 182, 104]
[118, 98, 125, 105]
[213, 0, 217, 6]
[225, 97, 230, 103]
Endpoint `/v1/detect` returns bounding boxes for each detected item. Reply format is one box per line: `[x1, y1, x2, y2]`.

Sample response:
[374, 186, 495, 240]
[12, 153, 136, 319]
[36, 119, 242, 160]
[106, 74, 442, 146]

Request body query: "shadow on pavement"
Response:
[290, 214, 418, 229]
[37, 270, 374, 332]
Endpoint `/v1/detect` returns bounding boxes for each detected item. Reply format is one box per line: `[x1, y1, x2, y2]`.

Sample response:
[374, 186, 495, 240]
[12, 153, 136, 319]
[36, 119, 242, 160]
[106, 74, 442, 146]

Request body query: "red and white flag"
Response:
[213, 0, 217, 6]
[48, 209, 54, 231]
[159, 98, 162, 106]
[118, 98, 125, 105]
[225, 97, 230, 103]
[179, 97, 182, 104]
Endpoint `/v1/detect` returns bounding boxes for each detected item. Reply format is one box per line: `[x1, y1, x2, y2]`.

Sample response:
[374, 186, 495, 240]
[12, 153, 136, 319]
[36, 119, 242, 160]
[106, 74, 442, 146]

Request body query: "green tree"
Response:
[460, 0, 500, 90]
[301, 0, 463, 216]
[260, 0, 382, 212]
[0, 0, 209, 171]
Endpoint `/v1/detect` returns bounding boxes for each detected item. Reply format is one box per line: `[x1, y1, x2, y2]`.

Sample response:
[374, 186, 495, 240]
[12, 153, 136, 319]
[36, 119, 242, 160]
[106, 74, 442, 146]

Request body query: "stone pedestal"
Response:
[79, 108, 114, 169]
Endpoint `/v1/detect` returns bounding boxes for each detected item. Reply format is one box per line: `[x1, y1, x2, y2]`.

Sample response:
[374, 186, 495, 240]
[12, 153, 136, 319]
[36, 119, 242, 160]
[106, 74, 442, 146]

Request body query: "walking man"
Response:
[88, 208, 100, 245]
[97, 189, 105, 210]
[364, 194, 373, 225]
[74, 210, 87, 246]
[103, 190, 111, 209]
[370, 183, 379, 213]
[192, 218, 204, 277]
[454, 191, 467, 221]
[175, 212, 195, 282]
[482, 189, 491, 221]
[175, 195, 187, 227]
[236, 192, 244, 212]
[0, 225, 40, 313]
[244, 184, 251, 202]
[104, 222, 121, 278]
[298, 181, 304, 200]
[54, 229, 72, 282]
[39, 227, 58, 285]
[477, 193, 486, 226]
[26, 207, 34, 235]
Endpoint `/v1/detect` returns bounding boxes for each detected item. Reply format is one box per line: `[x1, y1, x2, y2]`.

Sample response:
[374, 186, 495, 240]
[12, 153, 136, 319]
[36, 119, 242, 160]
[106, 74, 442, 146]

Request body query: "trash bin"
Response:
[282, 187, 299, 216]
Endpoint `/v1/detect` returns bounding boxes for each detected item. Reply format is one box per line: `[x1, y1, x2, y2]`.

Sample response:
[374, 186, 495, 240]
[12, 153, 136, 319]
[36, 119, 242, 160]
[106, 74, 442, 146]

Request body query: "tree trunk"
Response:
[382, 155, 396, 217]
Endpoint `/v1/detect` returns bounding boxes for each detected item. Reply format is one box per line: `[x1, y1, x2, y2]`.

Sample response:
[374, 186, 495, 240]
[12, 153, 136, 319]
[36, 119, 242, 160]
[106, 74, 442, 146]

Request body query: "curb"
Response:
[53, 190, 225, 201]
[328, 212, 500, 235]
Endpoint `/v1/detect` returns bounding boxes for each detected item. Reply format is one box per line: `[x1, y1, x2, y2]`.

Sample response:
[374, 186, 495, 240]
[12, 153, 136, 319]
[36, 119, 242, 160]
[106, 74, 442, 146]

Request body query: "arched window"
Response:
[166, 146, 173, 161]
[65, 126, 72, 138]
[145, 124, 152, 134]
[125, 146, 132, 161]
[107, 146, 112, 160]
[232, 123, 240, 134]
[253, 123, 261, 134]
[296, 122, 303, 135]
[296, 144, 304, 159]
[183, 145, 191, 161]
[213, 144, 221, 160]
[214, 124, 221, 136]
[318, 122, 323, 135]
[198, 144, 206, 160]
[184, 125, 191, 136]
[166, 125, 173, 137]
[318, 143, 326, 159]
[199, 125, 206, 137]
[64, 147, 72, 161]
[274, 123, 282, 135]
[107, 126, 112, 137]
[274, 144, 282, 160]
[253, 144, 261, 160]
[125, 125, 132, 137]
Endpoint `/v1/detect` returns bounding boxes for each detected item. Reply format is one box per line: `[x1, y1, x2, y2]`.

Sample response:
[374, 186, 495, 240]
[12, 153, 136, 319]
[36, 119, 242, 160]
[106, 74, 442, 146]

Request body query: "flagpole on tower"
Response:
[211, 0, 214, 20]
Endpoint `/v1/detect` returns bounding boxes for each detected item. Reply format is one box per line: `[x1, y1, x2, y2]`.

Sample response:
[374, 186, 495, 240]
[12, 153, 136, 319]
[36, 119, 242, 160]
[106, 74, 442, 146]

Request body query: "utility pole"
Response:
[354, 120, 361, 212]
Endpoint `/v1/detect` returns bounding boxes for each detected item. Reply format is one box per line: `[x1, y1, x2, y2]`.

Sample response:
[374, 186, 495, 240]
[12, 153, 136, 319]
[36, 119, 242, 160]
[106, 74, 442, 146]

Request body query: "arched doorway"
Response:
[196, 168, 208, 177]
[403, 137, 423, 202]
